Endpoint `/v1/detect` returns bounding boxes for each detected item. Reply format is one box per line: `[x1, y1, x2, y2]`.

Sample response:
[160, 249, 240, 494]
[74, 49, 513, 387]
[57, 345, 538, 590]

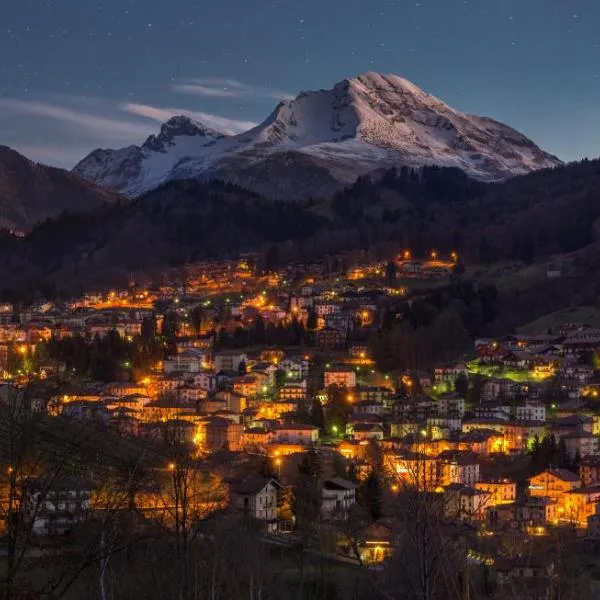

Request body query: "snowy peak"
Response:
[142, 115, 226, 153]
[73, 71, 562, 198]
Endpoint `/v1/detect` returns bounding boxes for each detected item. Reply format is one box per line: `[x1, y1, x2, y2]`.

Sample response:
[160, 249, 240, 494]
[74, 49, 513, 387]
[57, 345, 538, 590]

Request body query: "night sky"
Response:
[1, 0, 598, 167]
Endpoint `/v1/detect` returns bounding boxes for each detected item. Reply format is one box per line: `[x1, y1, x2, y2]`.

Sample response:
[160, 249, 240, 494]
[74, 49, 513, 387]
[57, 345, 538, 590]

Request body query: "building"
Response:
[562, 431, 599, 462]
[193, 370, 218, 393]
[434, 362, 468, 384]
[199, 417, 243, 452]
[437, 450, 480, 486]
[273, 424, 319, 445]
[279, 382, 307, 402]
[444, 484, 490, 521]
[321, 477, 357, 520]
[581, 455, 600, 486]
[279, 357, 309, 381]
[324, 366, 356, 389]
[437, 393, 466, 418]
[516, 401, 546, 423]
[233, 375, 260, 397]
[351, 423, 384, 441]
[228, 477, 281, 527]
[488, 497, 557, 531]
[214, 350, 247, 373]
[164, 349, 207, 373]
[27, 479, 92, 535]
[315, 327, 346, 349]
[475, 480, 517, 507]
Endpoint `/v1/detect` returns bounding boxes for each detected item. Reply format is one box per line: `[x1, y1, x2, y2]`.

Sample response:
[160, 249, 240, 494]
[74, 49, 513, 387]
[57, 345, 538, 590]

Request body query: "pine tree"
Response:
[454, 373, 469, 397]
[310, 397, 326, 432]
[360, 469, 385, 522]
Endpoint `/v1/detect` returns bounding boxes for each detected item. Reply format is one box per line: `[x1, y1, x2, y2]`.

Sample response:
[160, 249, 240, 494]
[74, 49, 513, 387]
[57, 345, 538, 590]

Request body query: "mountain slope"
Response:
[0, 146, 119, 232]
[73, 72, 562, 199]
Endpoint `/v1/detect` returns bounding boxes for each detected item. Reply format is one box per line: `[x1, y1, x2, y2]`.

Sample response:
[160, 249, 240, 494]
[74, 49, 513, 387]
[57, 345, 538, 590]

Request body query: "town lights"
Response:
[430, 250, 438, 260]
[450, 251, 458, 262]
[168, 462, 176, 471]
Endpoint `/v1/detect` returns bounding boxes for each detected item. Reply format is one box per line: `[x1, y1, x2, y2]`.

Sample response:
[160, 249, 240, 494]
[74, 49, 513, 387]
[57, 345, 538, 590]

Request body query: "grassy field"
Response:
[517, 305, 600, 334]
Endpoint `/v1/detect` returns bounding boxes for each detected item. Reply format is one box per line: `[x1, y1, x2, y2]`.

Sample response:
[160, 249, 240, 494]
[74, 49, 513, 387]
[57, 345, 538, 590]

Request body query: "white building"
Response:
[229, 477, 281, 525]
[273, 424, 319, 445]
[28, 479, 91, 535]
[192, 370, 218, 393]
[321, 478, 357, 520]
[516, 401, 546, 423]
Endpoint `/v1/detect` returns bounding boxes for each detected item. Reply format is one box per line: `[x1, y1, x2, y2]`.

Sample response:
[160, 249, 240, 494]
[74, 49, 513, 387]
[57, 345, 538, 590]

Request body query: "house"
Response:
[164, 349, 207, 373]
[434, 362, 468, 384]
[437, 450, 480, 486]
[250, 362, 278, 386]
[488, 497, 557, 531]
[273, 424, 319, 445]
[552, 414, 593, 437]
[279, 357, 309, 381]
[324, 366, 356, 389]
[355, 386, 393, 406]
[27, 478, 92, 535]
[444, 484, 490, 521]
[279, 382, 307, 402]
[516, 401, 546, 423]
[562, 431, 599, 462]
[580, 455, 600, 486]
[437, 393, 466, 418]
[474, 402, 511, 421]
[228, 477, 281, 530]
[233, 375, 260, 397]
[353, 400, 384, 416]
[475, 480, 517, 507]
[528, 469, 581, 511]
[198, 416, 244, 452]
[358, 521, 394, 564]
[321, 477, 357, 520]
[192, 370, 218, 393]
[242, 427, 274, 450]
[460, 429, 507, 455]
[213, 390, 248, 414]
[316, 327, 346, 349]
[214, 350, 247, 373]
[351, 423, 384, 441]
[564, 484, 600, 527]
[384, 451, 439, 492]
[426, 416, 461, 438]
[176, 384, 207, 403]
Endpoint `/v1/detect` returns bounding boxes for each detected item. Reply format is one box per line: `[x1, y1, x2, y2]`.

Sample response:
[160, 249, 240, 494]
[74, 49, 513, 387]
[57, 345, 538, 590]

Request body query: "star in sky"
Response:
[0, 0, 598, 167]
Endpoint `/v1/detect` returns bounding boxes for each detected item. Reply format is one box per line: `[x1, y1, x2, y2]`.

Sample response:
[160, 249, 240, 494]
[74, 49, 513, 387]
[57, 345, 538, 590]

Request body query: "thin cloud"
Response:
[173, 77, 295, 101]
[120, 102, 257, 135]
[0, 98, 151, 139]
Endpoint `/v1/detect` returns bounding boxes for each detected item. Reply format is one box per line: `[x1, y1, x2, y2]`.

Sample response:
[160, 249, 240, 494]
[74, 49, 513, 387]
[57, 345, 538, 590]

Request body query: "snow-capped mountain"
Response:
[73, 116, 226, 197]
[73, 72, 562, 198]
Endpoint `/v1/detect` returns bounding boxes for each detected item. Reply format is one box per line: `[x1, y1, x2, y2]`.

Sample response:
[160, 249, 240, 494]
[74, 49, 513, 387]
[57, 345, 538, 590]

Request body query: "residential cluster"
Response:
[2, 254, 600, 593]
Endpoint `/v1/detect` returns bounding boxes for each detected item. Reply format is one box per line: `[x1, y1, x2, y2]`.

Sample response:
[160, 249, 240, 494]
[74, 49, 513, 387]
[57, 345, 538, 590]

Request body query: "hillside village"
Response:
[2, 252, 600, 597]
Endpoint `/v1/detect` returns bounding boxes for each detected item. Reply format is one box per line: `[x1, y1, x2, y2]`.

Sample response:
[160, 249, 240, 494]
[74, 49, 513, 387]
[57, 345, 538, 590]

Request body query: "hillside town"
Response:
[2, 252, 600, 598]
